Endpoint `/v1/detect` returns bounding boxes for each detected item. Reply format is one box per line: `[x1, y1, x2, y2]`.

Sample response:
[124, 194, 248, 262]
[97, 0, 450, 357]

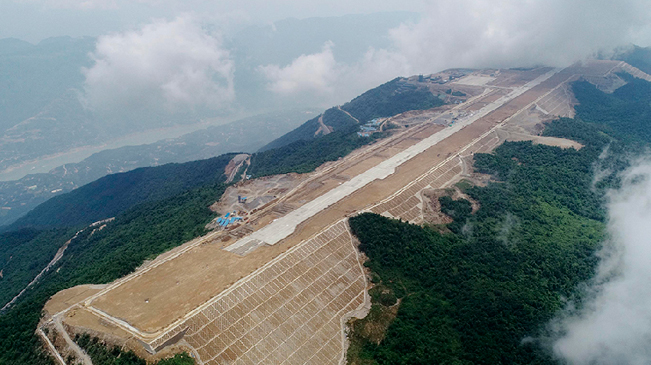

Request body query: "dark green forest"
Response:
[7, 154, 235, 231]
[571, 73, 651, 142]
[348, 136, 606, 364]
[0, 181, 227, 364]
[617, 45, 651, 75]
[259, 107, 358, 151]
[75, 334, 194, 365]
[259, 77, 442, 152]
[341, 78, 444, 122]
[345, 76, 651, 364]
[0, 228, 74, 306]
[258, 113, 322, 151]
[248, 125, 376, 177]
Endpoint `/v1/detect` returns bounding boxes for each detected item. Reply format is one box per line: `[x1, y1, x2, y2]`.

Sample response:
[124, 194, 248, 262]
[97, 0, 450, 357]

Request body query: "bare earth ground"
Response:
[40, 60, 635, 364]
[224, 154, 250, 184]
[44, 285, 105, 315]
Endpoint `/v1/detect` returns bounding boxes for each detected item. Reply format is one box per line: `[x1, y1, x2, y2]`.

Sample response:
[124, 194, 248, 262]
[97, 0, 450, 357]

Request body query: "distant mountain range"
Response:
[0, 12, 418, 180]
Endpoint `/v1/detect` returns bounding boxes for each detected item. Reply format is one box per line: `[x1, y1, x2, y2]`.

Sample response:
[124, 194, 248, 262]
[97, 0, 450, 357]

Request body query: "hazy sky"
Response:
[4, 0, 651, 116]
[0, 0, 426, 43]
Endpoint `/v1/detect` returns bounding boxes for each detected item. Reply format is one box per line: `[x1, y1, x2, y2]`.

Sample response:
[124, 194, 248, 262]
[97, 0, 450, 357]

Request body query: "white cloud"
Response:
[552, 158, 651, 364]
[83, 15, 234, 112]
[352, 47, 411, 88]
[258, 42, 411, 106]
[256, 0, 651, 107]
[14, 0, 186, 10]
[385, 0, 651, 73]
[258, 41, 338, 95]
[21, 0, 651, 113]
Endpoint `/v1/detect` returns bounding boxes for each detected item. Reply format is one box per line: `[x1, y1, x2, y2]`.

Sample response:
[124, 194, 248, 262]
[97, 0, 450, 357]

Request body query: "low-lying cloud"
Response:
[388, 0, 651, 73]
[552, 158, 651, 364]
[258, 41, 338, 95]
[258, 41, 411, 101]
[258, 42, 411, 106]
[83, 15, 234, 112]
[259, 0, 651, 105]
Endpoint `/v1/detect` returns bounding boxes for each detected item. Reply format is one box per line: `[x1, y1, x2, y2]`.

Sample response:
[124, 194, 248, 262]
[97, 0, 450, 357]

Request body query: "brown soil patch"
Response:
[420, 184, 480, 226]
[421, 189, 454, 225]
[504, 132, 583, 149]
[91, 242, 298, 332]
[461, 89, 508, 112]
[64, 307, 132, 339]
[44, 285, 104, 315]
[223, 154, 249, 180]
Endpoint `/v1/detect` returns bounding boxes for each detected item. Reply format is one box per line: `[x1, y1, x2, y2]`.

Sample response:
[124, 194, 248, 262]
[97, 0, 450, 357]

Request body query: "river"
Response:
[0, 117, 241, 182]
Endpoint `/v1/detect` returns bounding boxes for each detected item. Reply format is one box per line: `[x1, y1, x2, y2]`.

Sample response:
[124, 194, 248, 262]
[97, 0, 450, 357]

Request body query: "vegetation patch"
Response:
[248, 126, 381, 178]
[7, 154, 235, 230]
[346, 115, 626, 363]
[342, 78, 444, 122]
[0, 181, 227, 364]
[76, 334, 194, 365]
[344, 74, 651, 363]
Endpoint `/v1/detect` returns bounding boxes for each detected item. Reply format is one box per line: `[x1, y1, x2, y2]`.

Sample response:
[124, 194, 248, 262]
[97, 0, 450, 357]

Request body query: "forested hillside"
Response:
[341, 78, 443, 123]
[0, 180, 227, 364]
[345, 76, 647, 364]
[6, 154, 235, 231]
[259, 107, 358, 151]
[260, 77, 442, 151]
[617, 45, 651, 75]
[0, 108, 316, 228]
[572, 73, 651, 142]
[249, 126, 376, 177]
[348, 132, 607, 363]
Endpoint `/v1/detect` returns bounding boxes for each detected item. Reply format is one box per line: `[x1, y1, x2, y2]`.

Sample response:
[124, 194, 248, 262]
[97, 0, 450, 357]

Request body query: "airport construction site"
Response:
[38, 60, 645, 365]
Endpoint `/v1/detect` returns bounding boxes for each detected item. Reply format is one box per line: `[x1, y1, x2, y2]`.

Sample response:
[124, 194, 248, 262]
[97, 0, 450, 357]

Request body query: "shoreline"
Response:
[0, 117, 242, 182]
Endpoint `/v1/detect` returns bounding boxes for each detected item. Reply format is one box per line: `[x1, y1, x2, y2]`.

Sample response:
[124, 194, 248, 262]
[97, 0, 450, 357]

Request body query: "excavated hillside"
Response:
[39, 60, 646, 365]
